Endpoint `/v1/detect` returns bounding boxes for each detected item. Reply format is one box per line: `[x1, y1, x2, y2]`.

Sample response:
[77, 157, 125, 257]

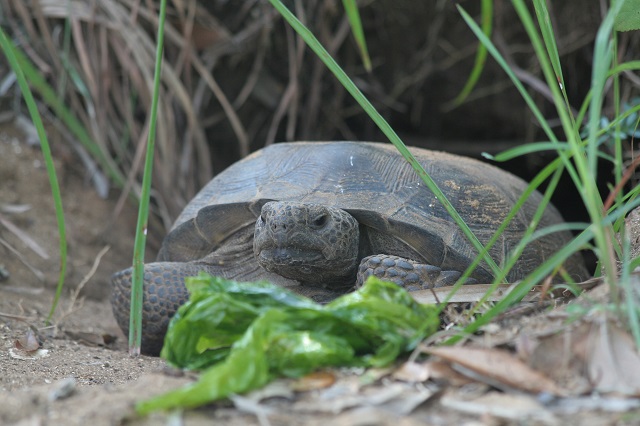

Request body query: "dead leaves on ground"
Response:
[234, 369, 435, 421]
[229, 284, 640, 424]
[404, 312, 640, 422]
[525, 317, 640, 396]
[415, 317, 640, 398]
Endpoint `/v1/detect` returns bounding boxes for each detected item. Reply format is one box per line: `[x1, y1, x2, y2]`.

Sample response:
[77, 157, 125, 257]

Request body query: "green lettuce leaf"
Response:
[136, 274, 439, 414]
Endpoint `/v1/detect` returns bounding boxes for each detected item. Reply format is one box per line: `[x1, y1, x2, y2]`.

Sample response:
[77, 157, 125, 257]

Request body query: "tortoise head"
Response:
[253, 201, 359, 286]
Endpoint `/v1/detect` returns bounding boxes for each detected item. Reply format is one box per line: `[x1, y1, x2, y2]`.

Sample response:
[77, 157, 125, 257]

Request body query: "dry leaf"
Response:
[526, 322, 592, 394]
[424, 360, 474, 386]
[291, 371, 337, 392]
[587, 319, 640, 396]
[392, 361, 430, 383]
[15, 329, 40, 352]
[424, 346, 566, 395]
[526, 316, 640, 396]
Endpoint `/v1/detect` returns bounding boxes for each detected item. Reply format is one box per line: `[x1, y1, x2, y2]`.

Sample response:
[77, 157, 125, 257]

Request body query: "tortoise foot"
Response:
[356, 255, 476, 290]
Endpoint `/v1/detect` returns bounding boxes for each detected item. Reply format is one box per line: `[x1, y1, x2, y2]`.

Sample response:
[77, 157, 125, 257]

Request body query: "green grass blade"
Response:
[532, 0, 580, 137]
[532, 0, 565, 100]
[129, 0, 168, 355]
[493, 168, 564, 281]
[614, 0, 640, 31]
[10, 46, 126, 188]
[572, 60, 640, 131]
[610, 60, 640, 74]
[458, 5, 581, 197]
[461, 165, 565, 313]
[582, 0, 625, 177]
[457, 6, 559, 145]
[578, 0, 625, 282]
[0, 28, 68, 322]
[484, 141, 570, 160]
[454, 190, 640, 345]
[611, 38, 623, 189]
[269, 0, 502, 277]
[434, 155, 562, 310]
[342, 0, 371, 72]
[446, 228, 593, 344]
[510, 1, 578, 149]
[510, 0, 625, 284]
[449, 0, 492, 107]
[460, 2, 579, 194]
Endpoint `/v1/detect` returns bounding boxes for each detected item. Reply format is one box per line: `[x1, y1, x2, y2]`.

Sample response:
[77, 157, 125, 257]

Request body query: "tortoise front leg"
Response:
[356, 255, 477, 290]
[111, 258, 302, 355]
[111, 262, 210, 355]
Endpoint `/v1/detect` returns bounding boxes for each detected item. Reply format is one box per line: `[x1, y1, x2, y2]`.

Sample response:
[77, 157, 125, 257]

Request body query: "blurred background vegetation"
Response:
[0, 0, 637, 257]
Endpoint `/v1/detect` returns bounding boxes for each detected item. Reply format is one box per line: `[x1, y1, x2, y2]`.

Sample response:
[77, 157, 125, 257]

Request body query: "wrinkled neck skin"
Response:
[253, 201, 360, 288]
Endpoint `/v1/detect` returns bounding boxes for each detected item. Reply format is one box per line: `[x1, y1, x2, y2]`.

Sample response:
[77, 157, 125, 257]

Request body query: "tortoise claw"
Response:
[356, 254, 476, 291]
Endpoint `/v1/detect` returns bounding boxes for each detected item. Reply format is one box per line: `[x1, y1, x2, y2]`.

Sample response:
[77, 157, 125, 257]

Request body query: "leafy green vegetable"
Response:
[614, 0, 640, 32]
[136, 274, 439, 414]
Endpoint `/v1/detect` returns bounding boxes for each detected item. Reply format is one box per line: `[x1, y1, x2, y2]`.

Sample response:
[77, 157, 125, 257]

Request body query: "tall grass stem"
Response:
[0, 28, 68, 322]
[129, 0, 168, 356]
[269, 0, 502, 278]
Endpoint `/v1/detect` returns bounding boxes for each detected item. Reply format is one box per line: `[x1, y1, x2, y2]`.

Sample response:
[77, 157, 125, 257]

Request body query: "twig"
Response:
[0, 236, 45, 281]
[66, 245, 111, 314]
[0, 212, 49, 259]
[0, 312, 36, 322]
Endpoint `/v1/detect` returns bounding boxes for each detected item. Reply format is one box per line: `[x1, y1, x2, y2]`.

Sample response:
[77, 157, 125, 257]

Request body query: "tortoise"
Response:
[111, 141, 586, 354]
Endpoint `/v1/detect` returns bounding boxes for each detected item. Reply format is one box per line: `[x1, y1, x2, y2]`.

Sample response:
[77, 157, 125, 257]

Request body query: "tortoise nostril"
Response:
[271, 222, 286, 231]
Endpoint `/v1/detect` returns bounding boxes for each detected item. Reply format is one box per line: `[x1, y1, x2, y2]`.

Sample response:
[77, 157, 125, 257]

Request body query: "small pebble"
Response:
[49, 377, 77, 401]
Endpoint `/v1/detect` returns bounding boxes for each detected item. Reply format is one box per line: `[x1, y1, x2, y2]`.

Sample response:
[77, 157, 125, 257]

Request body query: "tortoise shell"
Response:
[157, 141, 585, 282]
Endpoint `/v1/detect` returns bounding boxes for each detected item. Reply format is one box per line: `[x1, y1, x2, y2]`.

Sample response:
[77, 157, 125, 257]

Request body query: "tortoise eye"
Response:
[311, 214, 328, 228]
